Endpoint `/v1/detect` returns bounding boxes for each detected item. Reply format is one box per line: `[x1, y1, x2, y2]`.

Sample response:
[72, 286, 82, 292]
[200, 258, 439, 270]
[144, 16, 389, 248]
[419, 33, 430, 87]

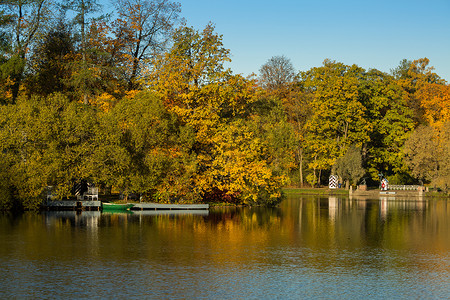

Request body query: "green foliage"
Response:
[0, 93, 98, 209]
[386, 173, 415, 185]
[294, 62, 420, 186]
[333, 145, 366, 187]
[0, 155, 14, 210]
[300, 60, 370, 184]
[359, 69, 415, 180]
[0, 54, 25, 104]
[94, 91, 197, 202]
[404, 123, 450, 188]
[390, 59, 411, 80]
[26, 22, 75, 97]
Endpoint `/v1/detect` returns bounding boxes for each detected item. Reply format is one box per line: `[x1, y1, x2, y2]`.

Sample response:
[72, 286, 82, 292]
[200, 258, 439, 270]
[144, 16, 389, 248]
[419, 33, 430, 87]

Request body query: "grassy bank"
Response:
[283, 187, 349, 196]
[283, 187, 450, 199]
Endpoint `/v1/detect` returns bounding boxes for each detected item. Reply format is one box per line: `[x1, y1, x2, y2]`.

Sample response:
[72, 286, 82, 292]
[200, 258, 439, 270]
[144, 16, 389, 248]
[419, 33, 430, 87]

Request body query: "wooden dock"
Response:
[44, 201, 209, 211]
[131, 203, 209, 210]
[132, 210, 209, 216]
[350, 189, 426, 200]
[45, 200, 101, 210]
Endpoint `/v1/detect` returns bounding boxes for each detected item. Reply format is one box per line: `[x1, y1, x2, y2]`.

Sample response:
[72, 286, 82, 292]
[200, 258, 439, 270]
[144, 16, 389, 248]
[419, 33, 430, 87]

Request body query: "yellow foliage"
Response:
[125, 90, 140, 100]
[205, 121, 288, 204]
[91, 93, 117, 112]
[0, 77, 15, 102]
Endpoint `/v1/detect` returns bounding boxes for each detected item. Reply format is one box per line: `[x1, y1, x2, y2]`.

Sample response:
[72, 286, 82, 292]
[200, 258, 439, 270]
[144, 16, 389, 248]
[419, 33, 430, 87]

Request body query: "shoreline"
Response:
[282, 187, 450, 199]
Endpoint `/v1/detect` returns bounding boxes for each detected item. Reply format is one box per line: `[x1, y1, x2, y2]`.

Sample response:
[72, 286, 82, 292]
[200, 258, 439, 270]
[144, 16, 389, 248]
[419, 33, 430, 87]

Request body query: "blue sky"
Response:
[178, 0, 450, 81]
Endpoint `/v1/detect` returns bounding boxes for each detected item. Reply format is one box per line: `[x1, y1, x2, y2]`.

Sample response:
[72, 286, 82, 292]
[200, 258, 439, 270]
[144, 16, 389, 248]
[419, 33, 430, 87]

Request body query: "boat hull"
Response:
[102, 203, 134, 211]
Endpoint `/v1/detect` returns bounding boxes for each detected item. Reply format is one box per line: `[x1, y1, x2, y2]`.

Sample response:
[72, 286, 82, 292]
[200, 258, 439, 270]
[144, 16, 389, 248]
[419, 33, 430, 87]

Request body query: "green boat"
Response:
[102, 202, 134, 211]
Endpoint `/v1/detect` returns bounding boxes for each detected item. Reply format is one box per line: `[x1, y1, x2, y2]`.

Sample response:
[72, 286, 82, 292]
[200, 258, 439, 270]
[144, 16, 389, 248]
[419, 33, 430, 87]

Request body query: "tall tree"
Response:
[359, 69, 415, 181]
[277, 82, 312, 187]
[26, 20, 75, 96]
[416, 81, 450, 128]
[150, 24, 285, 205]
[395, 58, 445, 123]
[259, 55, 295, 96]
[259, 56, 308, 186]
[0, 0, 50, 102]
[150, 23, 234, 116]
[92, 91, 195, 201]
[76, 20, 125, 104]
[301, 60, 370, 186]
[0, 93, 98, 209]
[404, 123, 450, 188]
[390, 58, 411, 80]
[114, 0, 181, 91]
[63, 0, 102, 104]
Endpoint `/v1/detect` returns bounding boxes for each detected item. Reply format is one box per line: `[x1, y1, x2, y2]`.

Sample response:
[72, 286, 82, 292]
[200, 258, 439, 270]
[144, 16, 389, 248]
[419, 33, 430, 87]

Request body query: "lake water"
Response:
[1, 195, 449, 299]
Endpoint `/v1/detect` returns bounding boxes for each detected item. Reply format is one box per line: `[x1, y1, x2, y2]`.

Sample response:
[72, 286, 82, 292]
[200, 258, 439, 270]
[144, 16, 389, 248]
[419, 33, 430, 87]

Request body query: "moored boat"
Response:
[102, 202, 134, 211]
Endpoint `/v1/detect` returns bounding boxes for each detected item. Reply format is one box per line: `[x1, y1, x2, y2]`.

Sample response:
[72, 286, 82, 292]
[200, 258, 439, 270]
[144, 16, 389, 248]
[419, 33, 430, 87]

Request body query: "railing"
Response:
[389, 185, 420, 191]
[87, 186, 98, 196]
[77, 186, 99, 201]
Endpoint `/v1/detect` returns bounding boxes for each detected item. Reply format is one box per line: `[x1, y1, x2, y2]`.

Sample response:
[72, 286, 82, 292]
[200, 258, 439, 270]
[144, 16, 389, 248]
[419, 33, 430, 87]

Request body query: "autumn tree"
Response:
[150, 23, 254, 123]
[26, 20, 75, 96]
[390, 58, 449, 184]
[395, 58, 445, 123]
[259, 55, 295, 98]
[150, 24, 287, 205]
[77, 20, 127, 106]
[62, 0, 103, 104]
[359, 69, 415, 182]
[0, 93, 98, 209]
[92, 91, 196, 201]
[278, 80, 312, 187]
[208, 118, 292, 205]
[404, 123, 450, 189]
[0, 0, 50, 102]
[150, 23, 246, 199]
[415, 80, 450, 128]
[113, 0, 182, 91]
[249, 103, 296, 195]
[300, 60, 370, 186]
[258, 56, 311, 187]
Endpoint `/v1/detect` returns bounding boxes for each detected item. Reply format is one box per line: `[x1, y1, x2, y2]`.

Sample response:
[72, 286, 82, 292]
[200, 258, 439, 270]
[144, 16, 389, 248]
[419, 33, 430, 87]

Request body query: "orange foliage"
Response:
[417, 83, 450, 128]
[90, 93, 117, 112]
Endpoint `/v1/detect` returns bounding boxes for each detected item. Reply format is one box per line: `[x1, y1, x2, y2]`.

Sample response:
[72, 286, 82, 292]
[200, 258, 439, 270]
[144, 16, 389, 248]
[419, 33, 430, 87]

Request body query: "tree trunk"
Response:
[11, 65, 24, 102]
[11, 5, 24, 103]
[318, 168, 322, 187]
[298, 147, 304, 187]
[81, 0, 88, 104]
[128, 38, 141, 91]
[312, 155, 317, 187]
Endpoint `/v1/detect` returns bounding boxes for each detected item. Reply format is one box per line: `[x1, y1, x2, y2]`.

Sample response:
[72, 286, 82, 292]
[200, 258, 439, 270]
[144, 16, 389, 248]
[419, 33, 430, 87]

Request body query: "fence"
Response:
[389, 185, 421, 191]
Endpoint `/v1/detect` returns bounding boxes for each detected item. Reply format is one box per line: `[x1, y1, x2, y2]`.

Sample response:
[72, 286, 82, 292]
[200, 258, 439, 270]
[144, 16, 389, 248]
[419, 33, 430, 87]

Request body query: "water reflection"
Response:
[45, 211, 101, 227]
[36, 197, 448, 254]
[6, 197, 448, 255]
[0, 196, 449, 299]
